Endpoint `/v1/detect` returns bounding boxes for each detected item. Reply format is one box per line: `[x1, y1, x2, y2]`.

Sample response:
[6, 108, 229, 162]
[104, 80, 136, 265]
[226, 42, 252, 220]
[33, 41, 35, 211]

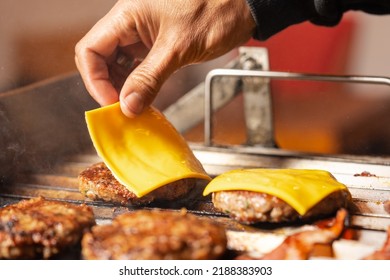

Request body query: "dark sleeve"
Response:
[246, 0, 390, 40]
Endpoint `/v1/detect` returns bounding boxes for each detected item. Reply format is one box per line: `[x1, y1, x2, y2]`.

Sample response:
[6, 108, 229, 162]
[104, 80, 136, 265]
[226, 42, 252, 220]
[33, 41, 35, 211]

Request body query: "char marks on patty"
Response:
[81, 209, 227, 260]
[0, 196, 96, 259]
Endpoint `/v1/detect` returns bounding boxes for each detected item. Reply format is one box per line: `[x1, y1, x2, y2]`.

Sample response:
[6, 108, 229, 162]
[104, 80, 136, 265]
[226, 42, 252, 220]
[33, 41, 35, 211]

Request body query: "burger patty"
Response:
[212, 189, 351, 224]
[0, 196, 96, 259]
[78, 162, 196, 206]
[81, 209, 227, 260]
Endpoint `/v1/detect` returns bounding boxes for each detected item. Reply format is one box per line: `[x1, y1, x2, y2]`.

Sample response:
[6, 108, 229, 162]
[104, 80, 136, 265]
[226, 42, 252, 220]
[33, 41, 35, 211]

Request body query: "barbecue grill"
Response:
[1, 47, 389, 259]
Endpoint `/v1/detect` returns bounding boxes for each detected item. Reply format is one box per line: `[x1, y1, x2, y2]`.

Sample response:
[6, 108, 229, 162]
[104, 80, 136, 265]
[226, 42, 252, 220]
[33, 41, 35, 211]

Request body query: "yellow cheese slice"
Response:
[203, 168, 350, 215]
[85, 102, 211, 197]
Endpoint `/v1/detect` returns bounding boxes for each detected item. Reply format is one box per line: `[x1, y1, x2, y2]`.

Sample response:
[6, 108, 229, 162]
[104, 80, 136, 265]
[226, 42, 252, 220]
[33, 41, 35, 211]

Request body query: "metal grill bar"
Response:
[204, 69, 390, 146]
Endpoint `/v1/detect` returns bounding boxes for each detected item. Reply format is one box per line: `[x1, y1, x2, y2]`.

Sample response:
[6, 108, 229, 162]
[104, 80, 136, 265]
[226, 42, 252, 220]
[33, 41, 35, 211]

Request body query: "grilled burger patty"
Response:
[0, 196, 95, 259]
[212, 189, 351, 224]
[81, 209, 227, 260]
[78, 162, 196, 206]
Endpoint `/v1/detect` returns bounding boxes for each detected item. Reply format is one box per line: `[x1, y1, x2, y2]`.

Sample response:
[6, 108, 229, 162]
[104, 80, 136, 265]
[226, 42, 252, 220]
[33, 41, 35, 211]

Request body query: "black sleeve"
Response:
[246, 0, 390, 40]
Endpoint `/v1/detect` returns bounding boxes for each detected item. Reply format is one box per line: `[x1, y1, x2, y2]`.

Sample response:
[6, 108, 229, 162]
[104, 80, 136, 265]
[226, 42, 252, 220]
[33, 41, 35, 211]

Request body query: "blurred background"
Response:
[1, 0, 390, 155]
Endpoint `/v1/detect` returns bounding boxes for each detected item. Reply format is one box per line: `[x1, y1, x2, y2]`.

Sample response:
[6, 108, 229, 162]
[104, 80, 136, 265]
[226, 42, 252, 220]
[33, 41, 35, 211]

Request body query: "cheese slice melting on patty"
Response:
[203, 168, 350, 215]
[86, 103, 211, 197]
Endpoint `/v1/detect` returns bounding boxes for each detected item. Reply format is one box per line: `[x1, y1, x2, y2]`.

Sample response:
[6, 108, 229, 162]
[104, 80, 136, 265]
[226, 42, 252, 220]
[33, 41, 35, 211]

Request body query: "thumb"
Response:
[119, 42, 178, 118]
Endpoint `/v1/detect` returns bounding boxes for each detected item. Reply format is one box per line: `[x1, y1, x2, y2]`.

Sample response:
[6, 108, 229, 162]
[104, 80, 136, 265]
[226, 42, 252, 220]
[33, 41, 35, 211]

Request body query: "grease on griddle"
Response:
[354, 171, 377, 177]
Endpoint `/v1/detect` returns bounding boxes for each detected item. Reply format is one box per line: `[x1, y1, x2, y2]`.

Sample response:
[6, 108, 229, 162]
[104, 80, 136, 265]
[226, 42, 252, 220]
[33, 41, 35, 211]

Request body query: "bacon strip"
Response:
[237, 209, 348, 260]
[362, 226, 390, 260]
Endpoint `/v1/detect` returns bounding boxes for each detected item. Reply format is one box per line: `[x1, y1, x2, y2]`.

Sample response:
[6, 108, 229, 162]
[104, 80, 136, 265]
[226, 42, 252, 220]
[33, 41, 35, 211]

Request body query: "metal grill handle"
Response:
[204, 69, 390, 146]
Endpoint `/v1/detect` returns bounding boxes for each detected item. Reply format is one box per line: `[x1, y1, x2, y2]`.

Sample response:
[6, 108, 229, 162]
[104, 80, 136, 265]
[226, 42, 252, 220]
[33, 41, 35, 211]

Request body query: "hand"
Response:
[75, 0, 256, 117]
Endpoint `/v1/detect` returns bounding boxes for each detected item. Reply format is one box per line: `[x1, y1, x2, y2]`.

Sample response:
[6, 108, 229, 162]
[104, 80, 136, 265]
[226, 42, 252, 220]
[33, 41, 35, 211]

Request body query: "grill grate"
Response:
[1, 148, 389, 231]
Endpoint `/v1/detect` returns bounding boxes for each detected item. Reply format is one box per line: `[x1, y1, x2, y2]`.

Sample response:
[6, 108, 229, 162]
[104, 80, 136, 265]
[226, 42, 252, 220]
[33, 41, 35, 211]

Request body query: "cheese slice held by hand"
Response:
[85, 103, 211, 197]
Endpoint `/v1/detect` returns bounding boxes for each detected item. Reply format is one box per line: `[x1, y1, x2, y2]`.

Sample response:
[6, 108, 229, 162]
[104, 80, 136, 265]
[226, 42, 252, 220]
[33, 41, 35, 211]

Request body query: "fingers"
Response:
[75, 5, 140, 107]
[119, 40, 179, 117]
[75, 46, 119, 106]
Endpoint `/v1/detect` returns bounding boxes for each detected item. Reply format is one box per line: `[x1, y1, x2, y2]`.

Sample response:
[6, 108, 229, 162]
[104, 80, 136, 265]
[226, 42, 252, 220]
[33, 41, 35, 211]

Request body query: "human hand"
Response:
[75, 0, 256, 117]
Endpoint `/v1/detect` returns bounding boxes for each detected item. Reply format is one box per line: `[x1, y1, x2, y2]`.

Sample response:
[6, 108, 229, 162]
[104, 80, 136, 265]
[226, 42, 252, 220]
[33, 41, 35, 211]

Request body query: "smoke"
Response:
[0, 104, 24, 184]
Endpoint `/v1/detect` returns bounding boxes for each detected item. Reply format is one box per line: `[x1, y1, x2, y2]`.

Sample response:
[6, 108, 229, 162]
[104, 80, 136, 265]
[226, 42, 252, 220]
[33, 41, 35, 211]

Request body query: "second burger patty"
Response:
[212, 189, 351, 224]
[81, 209, 227, 260]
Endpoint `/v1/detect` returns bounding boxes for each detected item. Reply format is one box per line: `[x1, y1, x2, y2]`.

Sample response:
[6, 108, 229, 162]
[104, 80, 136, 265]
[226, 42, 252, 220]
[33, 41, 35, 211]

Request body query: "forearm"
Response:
[246, 0, 390, 40]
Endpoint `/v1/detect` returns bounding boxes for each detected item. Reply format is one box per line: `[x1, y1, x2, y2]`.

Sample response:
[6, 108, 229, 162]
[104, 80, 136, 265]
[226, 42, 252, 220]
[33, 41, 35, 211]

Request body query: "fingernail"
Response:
[121, 92, 144, 117]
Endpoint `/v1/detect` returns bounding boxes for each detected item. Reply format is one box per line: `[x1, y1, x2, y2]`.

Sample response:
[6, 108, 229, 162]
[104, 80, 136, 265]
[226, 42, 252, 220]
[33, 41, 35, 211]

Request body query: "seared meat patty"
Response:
[81, 209, 227, 260]
[0, 196, 95, 259]
[212, 189, 351, 224]
[78, 162, 196, 206]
